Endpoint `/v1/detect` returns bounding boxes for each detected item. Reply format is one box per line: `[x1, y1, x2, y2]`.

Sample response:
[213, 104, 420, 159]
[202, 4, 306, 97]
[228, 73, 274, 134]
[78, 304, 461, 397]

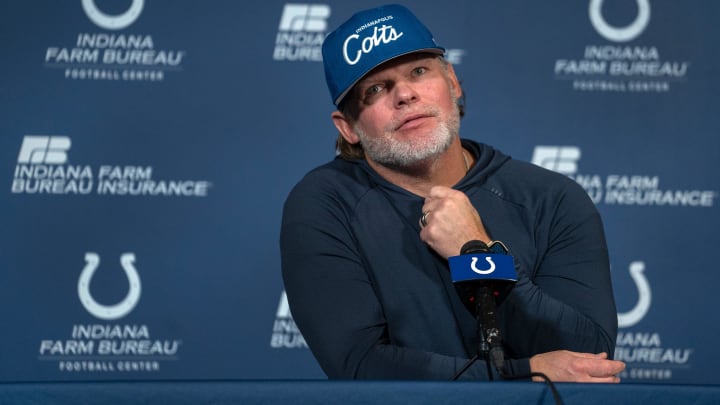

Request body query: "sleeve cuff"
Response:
[502, 358, 532, 380]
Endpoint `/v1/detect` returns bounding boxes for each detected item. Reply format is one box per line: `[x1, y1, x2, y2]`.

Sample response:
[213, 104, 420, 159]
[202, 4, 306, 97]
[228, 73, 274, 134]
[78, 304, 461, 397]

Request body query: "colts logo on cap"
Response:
[343, 24, 404, 65]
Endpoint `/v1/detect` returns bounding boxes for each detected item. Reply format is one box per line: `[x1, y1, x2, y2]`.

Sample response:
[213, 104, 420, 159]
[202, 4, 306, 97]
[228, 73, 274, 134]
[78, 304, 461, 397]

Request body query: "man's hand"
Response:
[419, 186, 490, 258]
[529, 350, 626, 383]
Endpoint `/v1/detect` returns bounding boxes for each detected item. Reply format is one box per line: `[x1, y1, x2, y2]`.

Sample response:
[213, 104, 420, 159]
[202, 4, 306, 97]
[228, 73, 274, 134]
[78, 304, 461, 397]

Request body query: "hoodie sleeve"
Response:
[498, 173, 618, 360]
[280, 170, 496, 380]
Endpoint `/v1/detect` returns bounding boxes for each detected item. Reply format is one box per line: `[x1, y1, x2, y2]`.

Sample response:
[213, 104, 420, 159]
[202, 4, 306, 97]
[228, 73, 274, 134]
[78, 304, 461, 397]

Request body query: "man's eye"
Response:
[412, 67, 427, 76]
[366, 85, 382, 95]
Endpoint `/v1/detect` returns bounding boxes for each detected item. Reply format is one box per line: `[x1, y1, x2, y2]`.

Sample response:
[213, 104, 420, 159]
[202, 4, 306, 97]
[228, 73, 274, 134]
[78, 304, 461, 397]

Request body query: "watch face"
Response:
[487, 241, 509, 255]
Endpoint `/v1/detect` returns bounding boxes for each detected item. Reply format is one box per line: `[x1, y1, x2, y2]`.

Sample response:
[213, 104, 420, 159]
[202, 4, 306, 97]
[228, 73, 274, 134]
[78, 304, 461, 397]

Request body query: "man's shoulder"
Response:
[296, 158, 369, 188]
[489, 157, 589, 204]
[502, 158, 574, 185]
[285, 158, 374, 207]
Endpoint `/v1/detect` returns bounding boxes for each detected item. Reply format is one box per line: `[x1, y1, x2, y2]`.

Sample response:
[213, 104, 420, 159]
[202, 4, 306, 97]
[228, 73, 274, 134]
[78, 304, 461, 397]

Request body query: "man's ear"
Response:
[445, 62, 463, 99]
[331, 111, 360, 144]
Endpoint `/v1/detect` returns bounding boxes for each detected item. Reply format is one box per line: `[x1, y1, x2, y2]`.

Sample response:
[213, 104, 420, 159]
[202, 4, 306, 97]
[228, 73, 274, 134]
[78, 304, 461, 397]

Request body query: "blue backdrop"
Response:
[1, 0, 718, 385]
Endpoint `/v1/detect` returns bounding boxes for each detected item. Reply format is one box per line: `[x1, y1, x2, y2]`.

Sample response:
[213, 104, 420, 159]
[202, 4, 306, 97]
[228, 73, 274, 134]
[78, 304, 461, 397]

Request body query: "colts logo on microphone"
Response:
[449, 254, 517, 283]
[470, 257, 496, 275]
[78, 252, 141, 320]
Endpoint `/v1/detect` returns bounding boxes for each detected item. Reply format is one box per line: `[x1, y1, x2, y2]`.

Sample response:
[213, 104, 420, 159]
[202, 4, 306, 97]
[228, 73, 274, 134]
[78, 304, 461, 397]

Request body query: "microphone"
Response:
[449, 240, 517, 376]
[451, 244, 563, 403]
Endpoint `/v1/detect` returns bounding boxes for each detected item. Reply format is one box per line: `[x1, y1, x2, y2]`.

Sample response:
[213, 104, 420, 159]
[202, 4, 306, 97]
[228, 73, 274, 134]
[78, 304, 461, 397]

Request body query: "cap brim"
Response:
[334, 48, 445, 106]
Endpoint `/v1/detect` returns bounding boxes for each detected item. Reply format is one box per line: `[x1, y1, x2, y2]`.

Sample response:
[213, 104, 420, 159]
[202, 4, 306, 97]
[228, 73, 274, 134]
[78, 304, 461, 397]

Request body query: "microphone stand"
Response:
[451, 284, 503, 380]
[475, 285, 505, 378]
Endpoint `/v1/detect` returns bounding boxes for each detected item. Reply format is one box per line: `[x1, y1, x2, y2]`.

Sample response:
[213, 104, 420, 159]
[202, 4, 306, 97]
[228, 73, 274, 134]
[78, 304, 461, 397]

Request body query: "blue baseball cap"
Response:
[322, 4, 445, 106]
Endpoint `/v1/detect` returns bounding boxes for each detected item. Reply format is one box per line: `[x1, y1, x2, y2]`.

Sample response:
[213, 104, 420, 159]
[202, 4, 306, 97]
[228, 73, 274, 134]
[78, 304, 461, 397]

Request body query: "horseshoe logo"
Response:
[617, 261, 650, 328]
[81, 0, 145, 30]
[589, 0, 651, 42]
[470, 257, 496, 275]
[78, 252, 141, 320]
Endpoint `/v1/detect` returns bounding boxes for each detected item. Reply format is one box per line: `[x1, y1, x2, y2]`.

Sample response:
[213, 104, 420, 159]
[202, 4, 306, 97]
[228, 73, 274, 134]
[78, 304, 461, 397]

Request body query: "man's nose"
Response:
[392, 81, 419, 108]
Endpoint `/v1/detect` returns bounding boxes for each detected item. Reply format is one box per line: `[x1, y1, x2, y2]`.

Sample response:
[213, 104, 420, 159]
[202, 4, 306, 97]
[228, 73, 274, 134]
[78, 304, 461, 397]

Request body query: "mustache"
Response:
[388, 106, 441, 132]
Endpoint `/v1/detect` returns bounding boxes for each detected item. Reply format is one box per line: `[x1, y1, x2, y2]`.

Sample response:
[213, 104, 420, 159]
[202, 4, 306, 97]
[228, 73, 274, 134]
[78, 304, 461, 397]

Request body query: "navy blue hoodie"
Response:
[281, 139, 617, 380]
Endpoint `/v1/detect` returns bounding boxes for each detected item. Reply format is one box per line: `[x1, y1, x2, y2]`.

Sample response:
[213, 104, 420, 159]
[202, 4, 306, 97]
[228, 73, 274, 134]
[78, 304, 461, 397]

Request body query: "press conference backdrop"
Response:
[1, 0, 717, 385]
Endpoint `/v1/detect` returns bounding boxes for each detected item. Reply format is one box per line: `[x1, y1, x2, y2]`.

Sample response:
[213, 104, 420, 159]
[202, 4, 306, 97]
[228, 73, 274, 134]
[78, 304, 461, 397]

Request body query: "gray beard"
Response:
[354, 101, 460, 168]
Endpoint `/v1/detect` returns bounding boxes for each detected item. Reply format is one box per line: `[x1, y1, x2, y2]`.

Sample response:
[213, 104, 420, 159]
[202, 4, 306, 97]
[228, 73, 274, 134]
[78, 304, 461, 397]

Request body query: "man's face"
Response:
[348, 54, 462, 168]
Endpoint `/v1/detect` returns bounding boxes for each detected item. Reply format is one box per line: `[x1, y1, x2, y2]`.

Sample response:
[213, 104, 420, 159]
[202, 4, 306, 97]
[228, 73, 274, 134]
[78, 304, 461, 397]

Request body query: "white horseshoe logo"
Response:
[81, 0, 144, 30]
[470, 257, 496, 275]
[589, 0, 650, 42]
[78, 252, 141, 320]
[617, 261, 651, 328]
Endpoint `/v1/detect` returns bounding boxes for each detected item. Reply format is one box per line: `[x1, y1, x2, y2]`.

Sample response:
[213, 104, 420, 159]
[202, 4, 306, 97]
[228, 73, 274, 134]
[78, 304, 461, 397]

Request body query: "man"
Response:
[281, 4, 625, 382]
